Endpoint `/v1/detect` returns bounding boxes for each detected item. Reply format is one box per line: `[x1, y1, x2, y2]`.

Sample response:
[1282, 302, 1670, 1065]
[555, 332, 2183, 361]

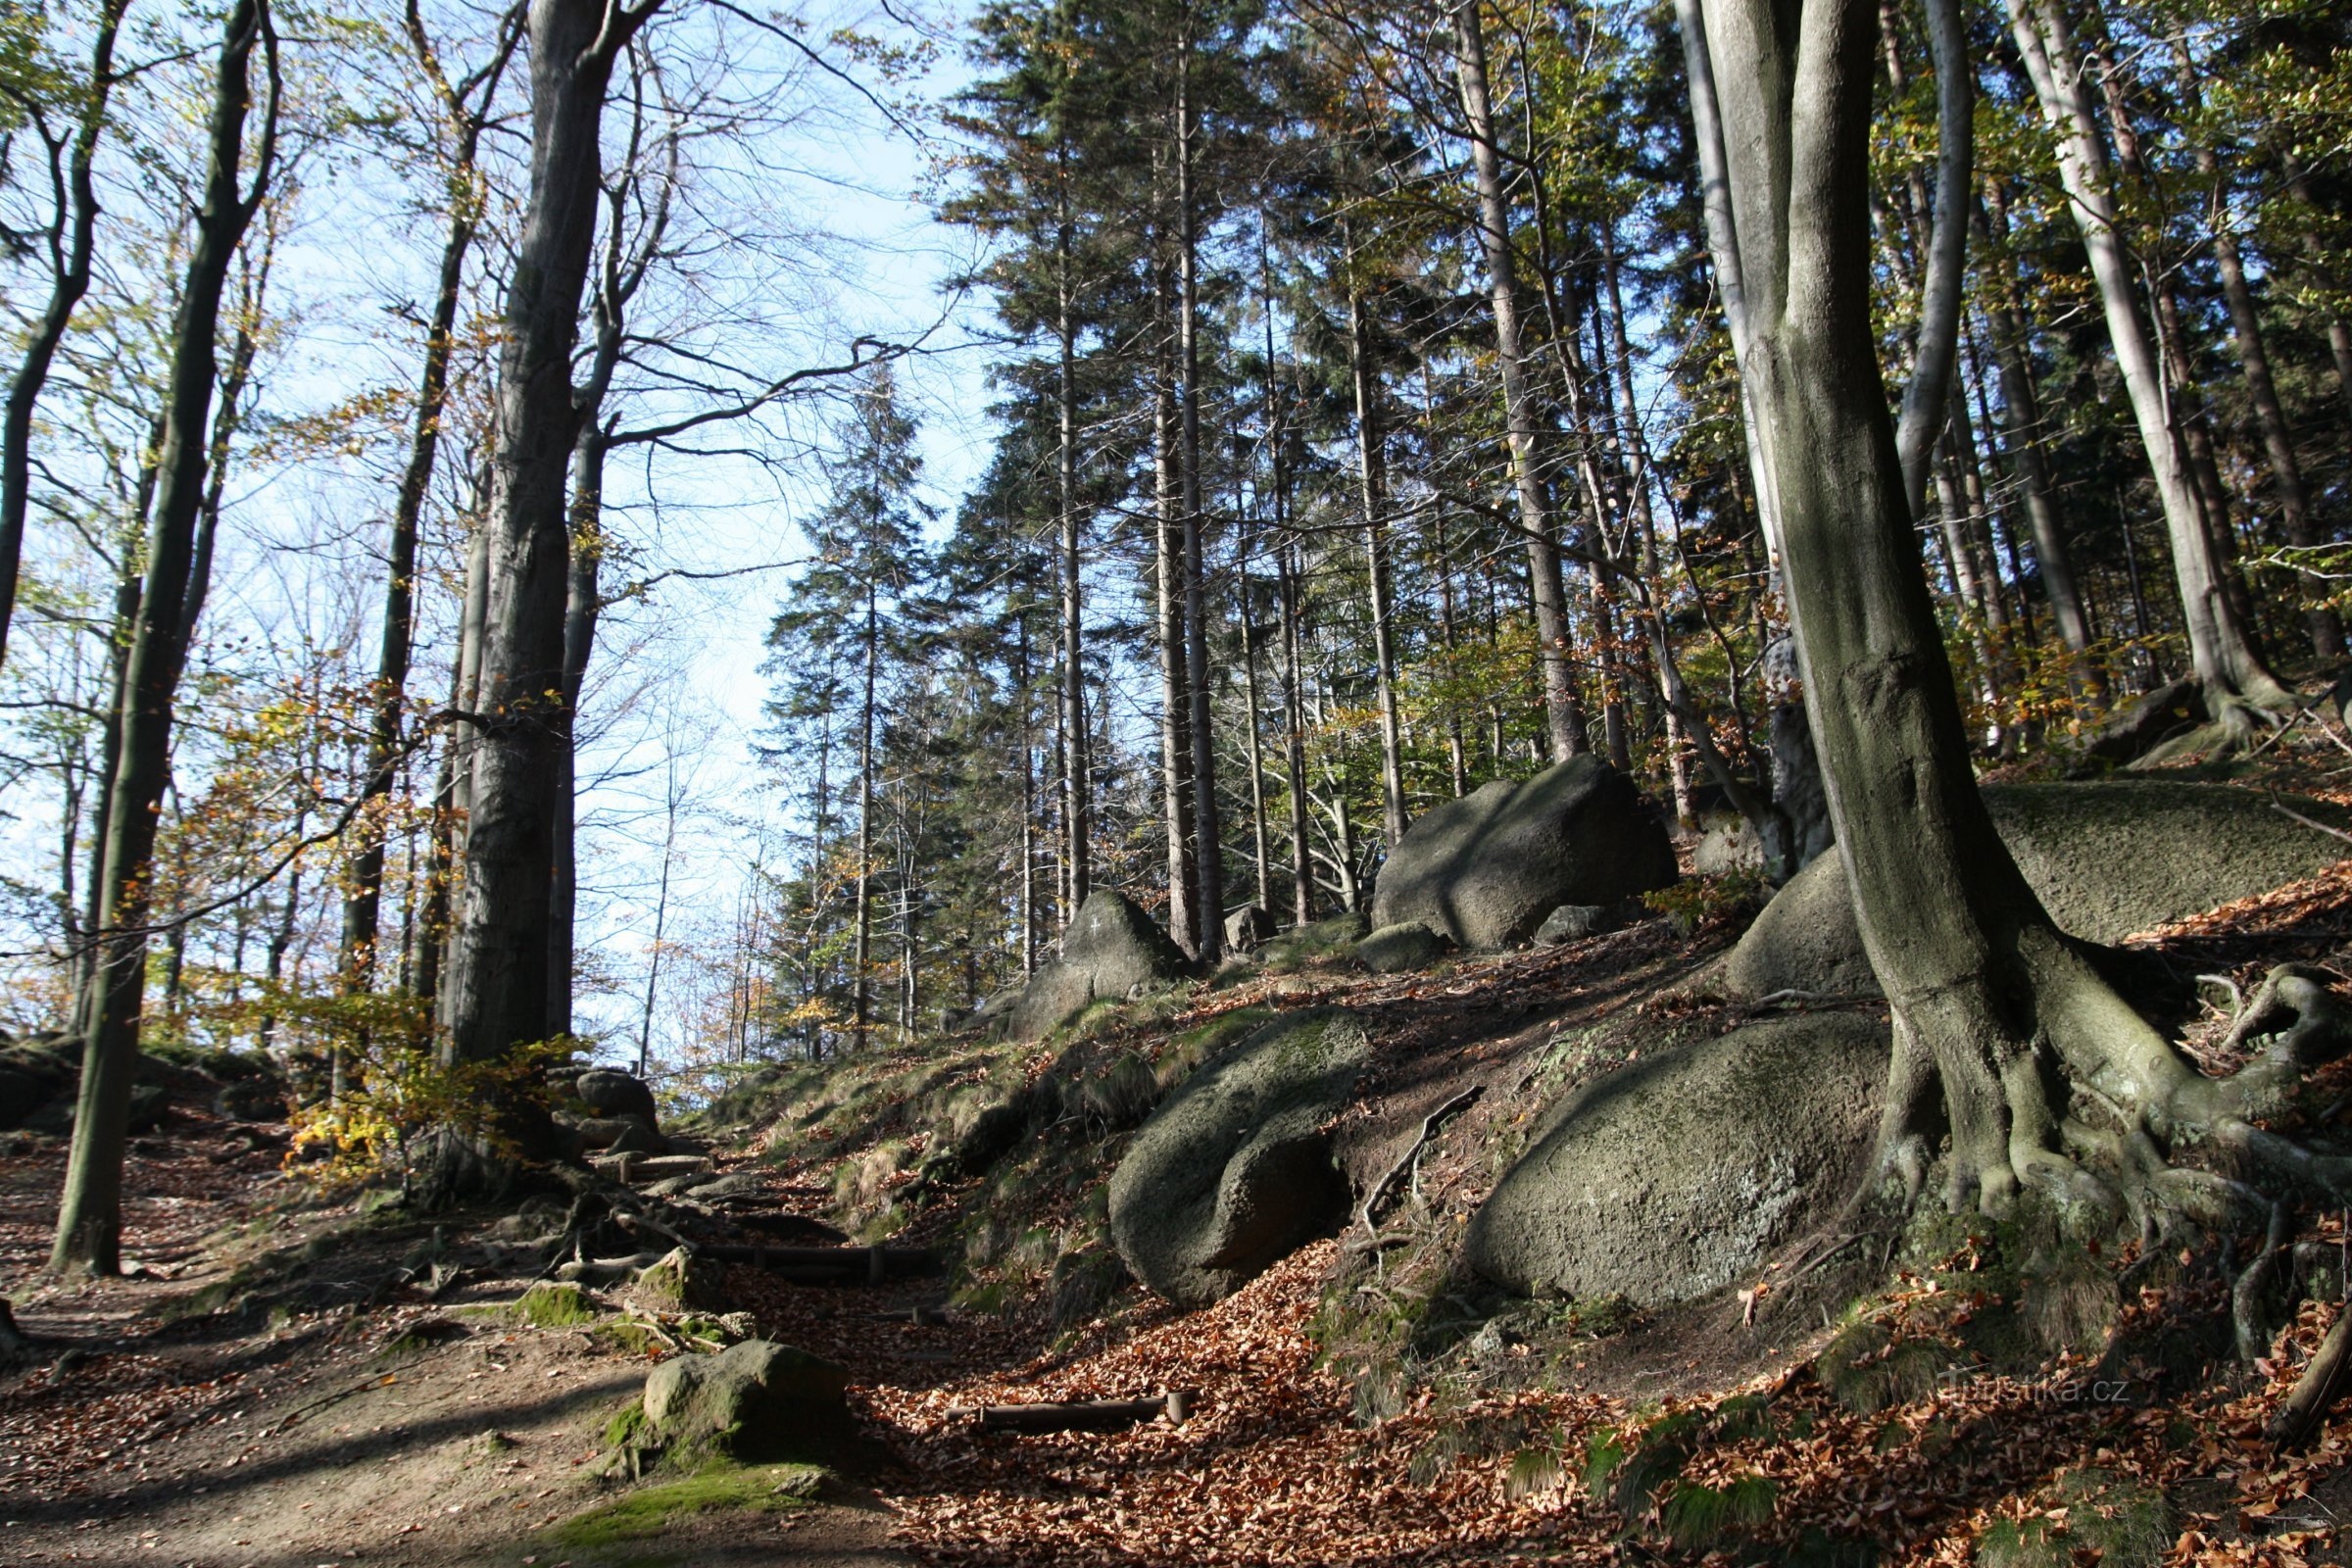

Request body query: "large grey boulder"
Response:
[1005, 891, 1192, 1041]
[575, 1069, 660, 1128]
[1722, 781, 2352, 1000]
[639, 1339, 849, 1462]
[1466, 1013, 1888, 1305]
[1224, 905, 1277, 952]
[1109, 1008, 1369, 1307]
[1370, 759, 1677, 950]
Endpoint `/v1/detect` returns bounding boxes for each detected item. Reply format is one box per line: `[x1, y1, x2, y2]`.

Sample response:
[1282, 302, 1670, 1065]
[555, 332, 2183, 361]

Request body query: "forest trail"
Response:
[13, 827, 2352, 1564]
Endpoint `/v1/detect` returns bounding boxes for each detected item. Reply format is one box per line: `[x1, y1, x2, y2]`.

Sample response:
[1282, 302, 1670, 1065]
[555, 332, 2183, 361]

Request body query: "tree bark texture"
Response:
[432, 0, 655, 1200]
[52, 0, 274, 1274]
[1454, 0, 1586, 763]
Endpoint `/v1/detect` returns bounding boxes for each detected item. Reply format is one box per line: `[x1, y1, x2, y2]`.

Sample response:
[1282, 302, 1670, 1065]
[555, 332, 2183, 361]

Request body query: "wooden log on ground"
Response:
[700, 1243, 944, 1281]
[2271, 1307, 2352, 1452]
[953, 1390, 1195, 1434]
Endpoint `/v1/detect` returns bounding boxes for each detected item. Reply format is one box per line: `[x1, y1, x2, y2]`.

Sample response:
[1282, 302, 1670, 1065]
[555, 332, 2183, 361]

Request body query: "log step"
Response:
[702, 1243, 944, 1284]
[951, 1390, 1195, 1434]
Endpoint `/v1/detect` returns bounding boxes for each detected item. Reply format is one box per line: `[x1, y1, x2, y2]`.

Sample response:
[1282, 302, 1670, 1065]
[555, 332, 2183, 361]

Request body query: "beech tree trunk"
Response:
[1692, 0, 2286, 1218]
[52, 0, 275, 1275]
[342, 12, 516, 1001]
[430, 0, 657, 1202]
[2004, 0, 2285, 712]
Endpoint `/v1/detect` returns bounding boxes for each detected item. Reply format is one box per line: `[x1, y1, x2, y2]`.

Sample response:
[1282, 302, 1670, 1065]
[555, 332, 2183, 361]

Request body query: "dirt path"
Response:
[2, 1115, 909, 1568]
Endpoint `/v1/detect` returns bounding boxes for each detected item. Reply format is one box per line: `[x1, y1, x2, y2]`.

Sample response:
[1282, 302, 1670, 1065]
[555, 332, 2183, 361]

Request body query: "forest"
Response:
[5, 0, 2352, 1559]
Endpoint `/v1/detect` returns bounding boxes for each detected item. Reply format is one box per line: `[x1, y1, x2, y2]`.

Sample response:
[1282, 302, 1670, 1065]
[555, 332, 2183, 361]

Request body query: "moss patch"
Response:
[545, 1462, 825, 1551]
[517, 1281, 600, 1328]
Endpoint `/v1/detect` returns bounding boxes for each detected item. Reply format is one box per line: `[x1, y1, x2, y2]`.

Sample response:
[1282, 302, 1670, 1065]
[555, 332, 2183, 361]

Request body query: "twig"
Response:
[2270, 797, 2352, 848]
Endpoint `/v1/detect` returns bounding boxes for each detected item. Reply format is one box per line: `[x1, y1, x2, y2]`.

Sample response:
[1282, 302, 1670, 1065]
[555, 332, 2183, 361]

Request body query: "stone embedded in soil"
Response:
[1109, 1007, 1368, 1308]
[1356, 921, 1450, 974]
[1370, 758, 1677, 950]
[1720, 779, 2352, 1000]
[576, 1068, 662, 1128]
[1466, 1011, 1889, 1306]
[1004, 891, 1193, 1042]
[639, 1339, 851, 1462]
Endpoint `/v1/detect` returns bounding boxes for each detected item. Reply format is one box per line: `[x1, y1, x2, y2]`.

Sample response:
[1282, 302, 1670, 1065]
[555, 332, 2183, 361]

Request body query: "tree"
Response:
[427, 0, 660, 1204]
[1684, 0, 2338, 1217]
[51, 0, 278, 1274]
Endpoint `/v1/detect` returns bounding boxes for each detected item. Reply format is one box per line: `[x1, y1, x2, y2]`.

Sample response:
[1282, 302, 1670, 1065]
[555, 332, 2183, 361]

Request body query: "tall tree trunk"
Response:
[1054, 184, 1091, 926]
[2004, 0, 2285, 712]
[431, 0, 655, 1201]
[547, 425, 603, 1039]
[1974, 185, 2095, 662]
[853, 580, 877, 1051]
[1154, 317, 1196, 953]
[52, 0, 275, 1274]
[341, 15, 514, 1000]
[1345, 244, 1407, 849]
[1278, 539, 1312, 926]
[1454, 0, 1586, 762]
[1175, 20, 1222, 961]
[0, 0, 126, 673]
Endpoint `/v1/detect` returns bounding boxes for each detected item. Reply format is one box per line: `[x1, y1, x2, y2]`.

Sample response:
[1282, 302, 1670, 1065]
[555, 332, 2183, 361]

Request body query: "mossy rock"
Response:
[1259, 911, 1371, 970]
[1466, 1012, 1888, 1305]
[1108, 1006, 1369, 1307]
[1723, 781, 2352, 999]
[1004, 891, 1193, 1041]
[632, 1248, 730, 1313]
[1371, 758, 1678, 949]
[638, 1340, 851, 1465]
[1357, 920, 1451, 974]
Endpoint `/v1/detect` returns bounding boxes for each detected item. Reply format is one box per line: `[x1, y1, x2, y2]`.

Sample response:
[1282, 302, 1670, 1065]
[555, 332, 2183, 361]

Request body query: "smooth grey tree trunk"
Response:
[430, 0, 657, 1201]
[1054, 190, 1091, 927]
[2004, 0, 2285, 712]
[1154, 325, 1196, 954]
[52, 0, 275, 1274]
[1693, 0, 2283, 1218]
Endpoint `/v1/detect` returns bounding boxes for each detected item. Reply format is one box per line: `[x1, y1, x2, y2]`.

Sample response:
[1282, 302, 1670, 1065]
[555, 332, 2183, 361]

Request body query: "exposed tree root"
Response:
[2082, 673, 2300, 768]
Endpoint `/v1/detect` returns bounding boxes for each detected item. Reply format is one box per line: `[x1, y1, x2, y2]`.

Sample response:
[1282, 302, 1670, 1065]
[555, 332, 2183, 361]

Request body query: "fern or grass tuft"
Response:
[1658, 1474, 1778, 1550]
[1503, 1444, 1563, 1502]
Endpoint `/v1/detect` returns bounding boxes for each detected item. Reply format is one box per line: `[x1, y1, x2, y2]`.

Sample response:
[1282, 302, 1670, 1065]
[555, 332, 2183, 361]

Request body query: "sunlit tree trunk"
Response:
[53, 0, 276, 1274]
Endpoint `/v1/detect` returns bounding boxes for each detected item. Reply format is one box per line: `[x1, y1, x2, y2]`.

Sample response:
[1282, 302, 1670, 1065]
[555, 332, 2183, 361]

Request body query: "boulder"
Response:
[0, 1066, 59, 1130]
[1535, 904, 1614, 945]
[575, 1113, 662, 1153]
[1108, 1007, 1369, 1307]
[1466, 1013, 1889, 1305]
[124, 1083, 168, 1134]
[638, 1339, 850, 1462]
[214, 1080, 286, 1122]
[1224, 905, 1277, 952]
[1370, 759, 1677, 950]
[1357, 921, 1450, 974]
[575, 1069, 660, 1128]
[1722, 781, 2352, 1000]
[1258, 911, 1371, 969]
[633, 1246, 731, 1312]
[1005, 891, 1192, 1042]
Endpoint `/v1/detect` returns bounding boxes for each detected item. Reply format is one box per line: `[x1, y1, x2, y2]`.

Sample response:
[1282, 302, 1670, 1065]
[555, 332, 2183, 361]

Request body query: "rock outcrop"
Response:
[1466, 1013, 1888, 1305]
[1109, 1008, 1369, 1307]
[1004, 891, 1192, 1041]
[1370, 759, 1676, 950]
[1720, 780, 2352, 1000]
